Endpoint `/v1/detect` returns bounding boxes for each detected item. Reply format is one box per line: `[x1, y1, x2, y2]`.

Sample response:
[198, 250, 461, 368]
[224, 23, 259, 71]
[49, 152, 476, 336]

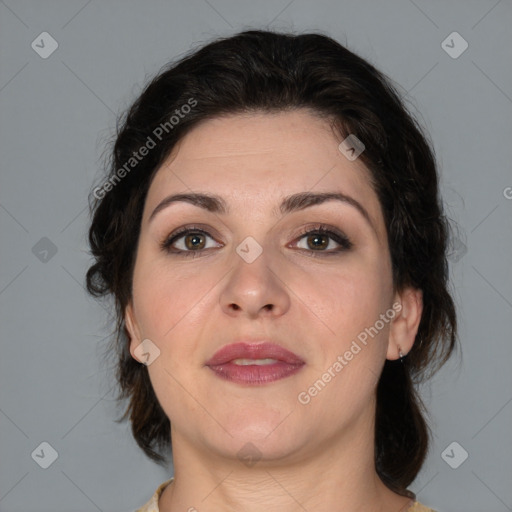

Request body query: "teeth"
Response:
[231, 358, 279, 366]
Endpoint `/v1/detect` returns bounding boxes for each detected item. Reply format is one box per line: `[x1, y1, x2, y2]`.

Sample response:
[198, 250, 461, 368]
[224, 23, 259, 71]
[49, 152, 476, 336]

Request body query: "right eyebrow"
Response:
[149, 193, 228, 222]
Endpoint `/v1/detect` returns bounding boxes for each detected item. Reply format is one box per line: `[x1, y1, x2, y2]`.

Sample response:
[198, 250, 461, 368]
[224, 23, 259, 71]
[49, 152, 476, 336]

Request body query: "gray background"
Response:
[0, 1, 511, 511]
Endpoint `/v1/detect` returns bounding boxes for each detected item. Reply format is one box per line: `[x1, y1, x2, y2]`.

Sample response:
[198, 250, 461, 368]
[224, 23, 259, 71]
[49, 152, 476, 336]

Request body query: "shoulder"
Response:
[408, 501, 438, 512]
[135, 478, 174, 512]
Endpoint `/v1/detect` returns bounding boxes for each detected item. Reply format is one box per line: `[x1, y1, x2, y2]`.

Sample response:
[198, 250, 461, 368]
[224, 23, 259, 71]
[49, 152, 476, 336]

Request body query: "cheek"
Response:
[132, 260, 213, 417]
[297, 263, 391, 416]
[309, 254, 392, 337]
[131, 251, 215, 343]
[296, 257, 393, 404]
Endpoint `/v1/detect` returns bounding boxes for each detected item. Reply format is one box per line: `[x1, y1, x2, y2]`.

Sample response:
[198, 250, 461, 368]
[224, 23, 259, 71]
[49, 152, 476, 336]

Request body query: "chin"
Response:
[199, 411, 306, 463]
[210, 434, 302, 466]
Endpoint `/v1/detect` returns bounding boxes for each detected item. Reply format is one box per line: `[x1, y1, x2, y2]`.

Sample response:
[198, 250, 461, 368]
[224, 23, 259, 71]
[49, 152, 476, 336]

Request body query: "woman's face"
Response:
[125, 109, 402, 463]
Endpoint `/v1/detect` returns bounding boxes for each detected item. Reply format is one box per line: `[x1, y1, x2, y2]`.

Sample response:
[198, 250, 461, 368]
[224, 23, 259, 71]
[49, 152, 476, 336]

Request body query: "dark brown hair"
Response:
[86, 29, 458, 497]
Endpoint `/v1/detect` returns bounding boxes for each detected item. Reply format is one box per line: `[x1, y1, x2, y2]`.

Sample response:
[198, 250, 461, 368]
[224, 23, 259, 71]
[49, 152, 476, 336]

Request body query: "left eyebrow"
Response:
[277, 191, 374, 232]
[148, 191, 376, 234]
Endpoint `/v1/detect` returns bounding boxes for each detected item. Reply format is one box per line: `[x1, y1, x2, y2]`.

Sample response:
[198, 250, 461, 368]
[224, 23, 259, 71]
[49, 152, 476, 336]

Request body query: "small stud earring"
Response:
[398, 346, 405, 363]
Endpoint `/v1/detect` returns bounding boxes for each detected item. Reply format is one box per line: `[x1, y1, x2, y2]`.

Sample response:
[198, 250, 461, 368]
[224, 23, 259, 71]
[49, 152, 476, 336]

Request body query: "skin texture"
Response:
[125, 110, 423, 511]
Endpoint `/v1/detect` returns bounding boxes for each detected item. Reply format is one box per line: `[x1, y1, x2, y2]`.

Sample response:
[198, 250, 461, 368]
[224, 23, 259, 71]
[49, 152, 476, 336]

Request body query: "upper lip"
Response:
[205, 342, 305, 366]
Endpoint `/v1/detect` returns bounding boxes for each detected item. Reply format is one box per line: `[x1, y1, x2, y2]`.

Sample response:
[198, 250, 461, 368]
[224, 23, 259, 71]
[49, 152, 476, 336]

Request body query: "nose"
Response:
[219, 246, 291, 319]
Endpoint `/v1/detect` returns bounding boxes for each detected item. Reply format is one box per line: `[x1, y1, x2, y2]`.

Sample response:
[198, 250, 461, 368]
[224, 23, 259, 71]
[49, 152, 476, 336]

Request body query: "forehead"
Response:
[144, 110, 385, 238]
[167, 110, 352, 167]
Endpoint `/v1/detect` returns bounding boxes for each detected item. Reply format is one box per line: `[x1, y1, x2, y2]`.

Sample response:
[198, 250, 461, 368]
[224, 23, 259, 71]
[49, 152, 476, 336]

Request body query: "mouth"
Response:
[205, 342, 305, 385]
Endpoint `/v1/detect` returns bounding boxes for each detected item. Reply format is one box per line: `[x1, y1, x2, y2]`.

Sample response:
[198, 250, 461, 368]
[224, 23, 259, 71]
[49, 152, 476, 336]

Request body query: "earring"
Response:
[398, 346, 405, 363]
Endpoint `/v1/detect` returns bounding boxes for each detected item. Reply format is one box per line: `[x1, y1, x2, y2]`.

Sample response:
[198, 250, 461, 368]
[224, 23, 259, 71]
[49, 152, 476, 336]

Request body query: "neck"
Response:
[158, 406, 413, 512]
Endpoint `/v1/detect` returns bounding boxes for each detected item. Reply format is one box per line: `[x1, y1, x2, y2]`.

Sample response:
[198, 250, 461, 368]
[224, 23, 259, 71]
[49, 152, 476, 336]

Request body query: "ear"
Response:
[124, 301, 142, 360]
[387, 287, 423, 360]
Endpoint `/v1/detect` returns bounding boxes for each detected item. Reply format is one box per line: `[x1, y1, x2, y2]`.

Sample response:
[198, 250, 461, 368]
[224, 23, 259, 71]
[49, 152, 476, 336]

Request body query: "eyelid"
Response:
[289, 223, 353, 251]
[160, 222, 353, 255]
[160, 224, 223, 251]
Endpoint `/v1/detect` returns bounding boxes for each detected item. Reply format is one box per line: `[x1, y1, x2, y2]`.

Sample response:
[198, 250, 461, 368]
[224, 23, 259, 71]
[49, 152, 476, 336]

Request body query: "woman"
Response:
[86, 30, 457, 512]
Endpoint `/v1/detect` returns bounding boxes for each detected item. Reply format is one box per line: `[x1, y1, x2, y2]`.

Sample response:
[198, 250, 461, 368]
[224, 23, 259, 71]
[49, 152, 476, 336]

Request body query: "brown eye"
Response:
[306, 233, 330, 250]
[161, 227, 222, 256]
[183, 232, 206, 250]
[293, 225, 352, 254]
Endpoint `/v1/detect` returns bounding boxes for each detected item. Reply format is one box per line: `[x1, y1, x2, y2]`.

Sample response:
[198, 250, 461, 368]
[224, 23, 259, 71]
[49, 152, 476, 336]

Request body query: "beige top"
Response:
[135, 479, 438, 512]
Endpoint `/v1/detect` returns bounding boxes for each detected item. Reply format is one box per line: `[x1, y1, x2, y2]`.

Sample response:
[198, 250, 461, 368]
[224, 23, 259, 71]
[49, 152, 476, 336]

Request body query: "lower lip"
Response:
[207, 361, 304, 385]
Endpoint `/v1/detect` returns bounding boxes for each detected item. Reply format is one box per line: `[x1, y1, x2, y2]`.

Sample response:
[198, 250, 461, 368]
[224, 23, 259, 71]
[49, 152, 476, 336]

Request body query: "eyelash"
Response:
[160, 223, 353, 258]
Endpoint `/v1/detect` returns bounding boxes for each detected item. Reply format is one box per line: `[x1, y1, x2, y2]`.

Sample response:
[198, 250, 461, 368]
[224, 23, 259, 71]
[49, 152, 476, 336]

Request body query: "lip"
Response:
[205, 342, 305, 385]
